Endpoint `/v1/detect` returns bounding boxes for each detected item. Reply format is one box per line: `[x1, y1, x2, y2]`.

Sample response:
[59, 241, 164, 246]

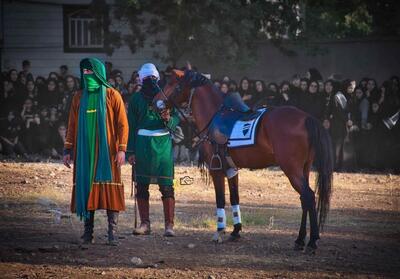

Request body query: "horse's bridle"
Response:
[157, 76, 214, 146]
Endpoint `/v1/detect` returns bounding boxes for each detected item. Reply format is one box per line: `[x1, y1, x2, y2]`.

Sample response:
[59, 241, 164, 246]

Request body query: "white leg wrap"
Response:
[216, 208, 226, 229]
[232, 204, 242, 225]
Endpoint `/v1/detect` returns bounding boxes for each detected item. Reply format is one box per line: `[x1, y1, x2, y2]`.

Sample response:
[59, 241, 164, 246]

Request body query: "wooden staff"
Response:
[131, 164, 137, 229]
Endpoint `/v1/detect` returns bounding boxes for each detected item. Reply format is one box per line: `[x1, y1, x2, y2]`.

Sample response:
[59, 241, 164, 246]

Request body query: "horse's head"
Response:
[153, 69, 192, 111]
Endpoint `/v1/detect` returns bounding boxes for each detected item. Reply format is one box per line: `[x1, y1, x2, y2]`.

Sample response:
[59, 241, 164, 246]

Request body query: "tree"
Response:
[104, 0, 303, 66]
[93, 0, 400, 65]
[301, 0, 400, 40]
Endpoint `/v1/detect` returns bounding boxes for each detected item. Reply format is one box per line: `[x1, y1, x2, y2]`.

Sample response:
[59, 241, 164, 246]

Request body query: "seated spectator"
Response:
[130, 70, 140, 84]
[239, 77, 255, 106]
[367, 102, 387, 169]
[127, 81, 136, 95]
[35, 76, 46, 95]
[302, 80, 324, 120]
[16, 71, 27, 92]
[278, 81, 292, 106]
[228, 80, 238, 92]
[365, 78, 379, 102]
[8, 69, 25, 108]
[108, 77, 116, 88]
[23, 112, 41, 153]
[253, 80, 266, 103]
[220, 82, 229, 95]
[1, 79, 18, 115]
[213, 79, 221, 90]
[20, 98, 35, 123]
[267, 82, 278, 94]
[24, 79, 39, 110]
[297, 78, 310, 111]
[358, 77, 369, 92]
[59, 65, 69, 80]
[0, 111, 29, 159]
[22, 60, 34, 81]
[289, 74, 302, 107]
[115, 74, 128, 95]
[49, 122, 67, 159]
[38, 78, 62, 107]
[48, 71, 59, 81]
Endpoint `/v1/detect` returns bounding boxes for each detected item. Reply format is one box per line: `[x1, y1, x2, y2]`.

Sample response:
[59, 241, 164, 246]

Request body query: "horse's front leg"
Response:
[228, 174, 242, 241]
[210, 170, 226, 243]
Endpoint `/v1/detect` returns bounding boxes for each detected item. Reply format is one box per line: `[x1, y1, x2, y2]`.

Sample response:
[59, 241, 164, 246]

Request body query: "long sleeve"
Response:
[127, 95, 138, 156]
[111, 89, 129, 152]
[64, 93, 80, 151]
[165, 108, 180, 131]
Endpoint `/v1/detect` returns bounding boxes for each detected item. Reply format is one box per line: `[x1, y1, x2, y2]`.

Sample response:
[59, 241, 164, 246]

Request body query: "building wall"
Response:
[1, 1, 167, 79]
[192, 39, 400, 84]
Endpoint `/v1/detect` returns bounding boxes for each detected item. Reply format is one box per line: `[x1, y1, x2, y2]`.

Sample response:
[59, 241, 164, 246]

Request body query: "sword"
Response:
[131, 163, 138, 229]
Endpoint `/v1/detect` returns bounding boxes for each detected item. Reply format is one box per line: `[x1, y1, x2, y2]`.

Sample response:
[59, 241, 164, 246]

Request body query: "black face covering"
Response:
[141, 77, 161, 103]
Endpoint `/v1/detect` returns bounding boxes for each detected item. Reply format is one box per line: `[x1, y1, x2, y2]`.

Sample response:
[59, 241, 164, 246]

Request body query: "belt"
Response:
[137, 128, 170, 137]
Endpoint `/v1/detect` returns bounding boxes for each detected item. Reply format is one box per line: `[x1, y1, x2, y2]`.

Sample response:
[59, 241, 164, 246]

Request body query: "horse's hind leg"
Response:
[278, 161, 309, 251]
[294, 159, 312, 250]
[301, 158, 320, 254]
[301, 181, 319, 254]
[210, 170, 226, 243]
[294, 205, 307, 250]
[228, 174, 242, 241]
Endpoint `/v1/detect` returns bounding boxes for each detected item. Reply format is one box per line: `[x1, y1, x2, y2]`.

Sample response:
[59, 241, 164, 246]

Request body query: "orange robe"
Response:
[64, 88, 129, 212]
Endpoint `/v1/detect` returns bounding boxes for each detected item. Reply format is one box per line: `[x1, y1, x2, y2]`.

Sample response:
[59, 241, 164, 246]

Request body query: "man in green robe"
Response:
[127, 63, 180, 237]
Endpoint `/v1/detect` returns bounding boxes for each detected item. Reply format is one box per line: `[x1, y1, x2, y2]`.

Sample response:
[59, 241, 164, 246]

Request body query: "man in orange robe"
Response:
[63, 58, 128, 245]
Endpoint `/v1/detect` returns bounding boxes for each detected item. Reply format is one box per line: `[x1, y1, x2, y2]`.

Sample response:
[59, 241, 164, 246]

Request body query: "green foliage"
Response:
[92, 0, 400, 63]
[302, 0, 400, 40]
[108, 0, 303, 65]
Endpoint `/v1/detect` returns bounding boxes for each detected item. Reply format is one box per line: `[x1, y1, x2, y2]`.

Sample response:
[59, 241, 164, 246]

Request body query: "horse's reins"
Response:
[158, 79, 214, 147]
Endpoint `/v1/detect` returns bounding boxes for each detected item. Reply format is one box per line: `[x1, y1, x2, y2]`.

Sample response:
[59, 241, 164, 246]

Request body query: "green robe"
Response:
[87, 91, 98, 185]
[127, 92, 180, 185]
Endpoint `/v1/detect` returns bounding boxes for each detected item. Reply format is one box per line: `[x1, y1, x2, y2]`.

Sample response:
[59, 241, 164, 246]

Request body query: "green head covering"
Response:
[79, 57, 111, 90]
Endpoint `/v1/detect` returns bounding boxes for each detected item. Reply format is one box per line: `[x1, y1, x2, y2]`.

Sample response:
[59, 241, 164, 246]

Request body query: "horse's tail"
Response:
[305, 116, 334, 230]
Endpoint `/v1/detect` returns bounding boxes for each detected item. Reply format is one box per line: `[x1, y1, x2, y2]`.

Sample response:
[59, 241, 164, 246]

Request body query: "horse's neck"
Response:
[191, 85, 222, 131]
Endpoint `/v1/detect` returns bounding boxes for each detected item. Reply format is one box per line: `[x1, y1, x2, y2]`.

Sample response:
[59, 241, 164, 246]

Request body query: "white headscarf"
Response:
[138, 63, 160, 83]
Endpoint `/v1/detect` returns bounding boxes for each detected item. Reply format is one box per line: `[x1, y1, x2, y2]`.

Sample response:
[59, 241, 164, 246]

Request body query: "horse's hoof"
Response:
[212, 231, 224, 243]
[304, 245, 317, 255]
[228, 233, 241, 242]
[293, 242, 304, 251]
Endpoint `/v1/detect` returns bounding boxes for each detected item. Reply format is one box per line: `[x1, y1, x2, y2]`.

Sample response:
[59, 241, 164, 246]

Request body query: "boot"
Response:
[107, 210, 119, 246]
[162, 198, 175, 237]
[132, 199, 151, 235]
[81, 211, 95, 244]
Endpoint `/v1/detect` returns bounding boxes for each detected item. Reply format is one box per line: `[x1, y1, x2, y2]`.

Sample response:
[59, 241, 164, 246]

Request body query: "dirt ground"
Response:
[0, 162, 399, 278]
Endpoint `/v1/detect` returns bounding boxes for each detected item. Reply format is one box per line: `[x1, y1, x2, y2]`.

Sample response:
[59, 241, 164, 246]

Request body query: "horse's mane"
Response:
[184, 71, 224, 185]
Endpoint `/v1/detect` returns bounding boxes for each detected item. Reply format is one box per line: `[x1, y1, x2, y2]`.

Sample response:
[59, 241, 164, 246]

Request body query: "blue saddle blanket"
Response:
[227, 108, 267, 147]
[209, 107, 267, 147]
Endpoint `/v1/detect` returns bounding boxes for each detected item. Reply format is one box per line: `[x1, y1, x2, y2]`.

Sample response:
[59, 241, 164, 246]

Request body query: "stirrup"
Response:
[210, 153, 222, 170]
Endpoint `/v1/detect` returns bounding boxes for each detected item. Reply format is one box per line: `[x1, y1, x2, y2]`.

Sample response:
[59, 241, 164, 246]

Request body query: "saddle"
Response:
[207, 92, 264, 178]
[209, 92, 264, 145]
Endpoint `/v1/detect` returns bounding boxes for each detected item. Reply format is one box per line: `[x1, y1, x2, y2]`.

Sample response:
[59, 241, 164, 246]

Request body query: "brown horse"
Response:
[155, 69, 333, 253]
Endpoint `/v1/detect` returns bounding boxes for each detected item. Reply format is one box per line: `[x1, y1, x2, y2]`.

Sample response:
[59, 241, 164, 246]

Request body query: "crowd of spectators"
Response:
[1, 60, 399, 172]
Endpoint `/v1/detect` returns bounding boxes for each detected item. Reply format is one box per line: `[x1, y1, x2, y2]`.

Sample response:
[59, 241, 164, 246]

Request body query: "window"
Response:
[63, 5, 105, 52]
